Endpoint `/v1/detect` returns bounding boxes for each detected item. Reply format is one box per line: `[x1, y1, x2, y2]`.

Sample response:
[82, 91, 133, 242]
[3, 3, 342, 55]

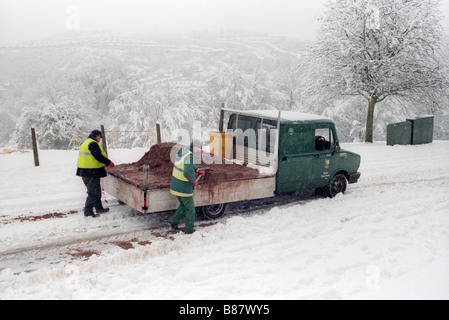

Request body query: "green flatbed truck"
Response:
[102, 108, 361, 220]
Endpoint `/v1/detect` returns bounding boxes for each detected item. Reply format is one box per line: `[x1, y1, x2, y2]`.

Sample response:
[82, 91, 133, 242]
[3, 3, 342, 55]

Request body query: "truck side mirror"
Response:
[332, 141, 340, 155]
[334, 141, 340, 152]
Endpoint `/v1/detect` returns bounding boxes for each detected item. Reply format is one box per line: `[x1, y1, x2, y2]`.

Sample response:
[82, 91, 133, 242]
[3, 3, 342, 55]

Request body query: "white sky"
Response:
[0, 0, 448, 44]
[0, 0, 323, 43]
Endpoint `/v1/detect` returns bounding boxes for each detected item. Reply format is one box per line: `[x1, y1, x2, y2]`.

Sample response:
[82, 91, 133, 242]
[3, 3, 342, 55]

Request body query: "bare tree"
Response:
[301, 0, 448, 142]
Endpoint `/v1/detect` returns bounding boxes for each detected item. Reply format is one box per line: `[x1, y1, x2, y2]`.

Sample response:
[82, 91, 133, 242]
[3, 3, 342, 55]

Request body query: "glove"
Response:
[193, 181, 199, 187]
[198, 169, 206, 177]
[108, 161, 115, 168]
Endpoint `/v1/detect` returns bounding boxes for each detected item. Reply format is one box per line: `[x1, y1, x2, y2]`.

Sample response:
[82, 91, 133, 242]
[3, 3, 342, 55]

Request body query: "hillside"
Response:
[1, 31, 447, 149]
[0, 31, 305, 148]
[0, 31, 303, 90]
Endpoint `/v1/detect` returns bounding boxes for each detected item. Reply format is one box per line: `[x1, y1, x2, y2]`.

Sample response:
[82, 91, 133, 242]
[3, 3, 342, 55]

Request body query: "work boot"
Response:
[84, 206, 98, 218]
[169, 221, 179, 231]
[96, 207, 110, 213]
[84, 212, 99, 218]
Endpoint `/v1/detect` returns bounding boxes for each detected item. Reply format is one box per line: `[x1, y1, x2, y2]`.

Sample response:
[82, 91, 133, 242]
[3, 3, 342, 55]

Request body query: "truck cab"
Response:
[227, 110, 361, 197]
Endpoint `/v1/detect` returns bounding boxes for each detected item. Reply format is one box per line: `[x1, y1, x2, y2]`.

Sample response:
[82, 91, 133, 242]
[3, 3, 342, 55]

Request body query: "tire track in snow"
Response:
[2, 173, 446, 258]
[2, 170, 447, 274]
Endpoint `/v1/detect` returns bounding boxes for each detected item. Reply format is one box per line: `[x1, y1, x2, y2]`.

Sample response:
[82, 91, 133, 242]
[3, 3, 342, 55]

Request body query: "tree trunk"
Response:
[365, 96, 377, 143]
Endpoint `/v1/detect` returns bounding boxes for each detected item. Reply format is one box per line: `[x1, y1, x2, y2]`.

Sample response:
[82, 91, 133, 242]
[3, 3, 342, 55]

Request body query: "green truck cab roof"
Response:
[242, 110, 334, 125]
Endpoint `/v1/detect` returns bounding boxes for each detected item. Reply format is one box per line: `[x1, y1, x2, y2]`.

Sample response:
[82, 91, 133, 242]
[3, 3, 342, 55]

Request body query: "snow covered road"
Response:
[1, 142, 448, 299]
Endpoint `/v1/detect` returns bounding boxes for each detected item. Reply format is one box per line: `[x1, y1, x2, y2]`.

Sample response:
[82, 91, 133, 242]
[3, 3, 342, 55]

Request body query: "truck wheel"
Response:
[199, 203, 228, 220]
[328, 174, 347, 198]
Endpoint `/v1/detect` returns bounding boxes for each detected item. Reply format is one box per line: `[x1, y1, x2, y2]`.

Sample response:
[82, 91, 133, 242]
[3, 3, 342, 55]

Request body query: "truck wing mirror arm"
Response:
[333, 141, 340, 155]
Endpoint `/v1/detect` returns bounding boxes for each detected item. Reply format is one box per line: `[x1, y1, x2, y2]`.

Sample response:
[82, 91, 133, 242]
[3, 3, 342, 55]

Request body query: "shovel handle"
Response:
[194, 169, 207, 184]
[195, 173, 203, 183]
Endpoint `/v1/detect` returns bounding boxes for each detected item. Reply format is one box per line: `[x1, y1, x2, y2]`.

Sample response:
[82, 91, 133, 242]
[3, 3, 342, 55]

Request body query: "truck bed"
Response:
[102, 173, 276, 214]
[102, 142, 276, 213]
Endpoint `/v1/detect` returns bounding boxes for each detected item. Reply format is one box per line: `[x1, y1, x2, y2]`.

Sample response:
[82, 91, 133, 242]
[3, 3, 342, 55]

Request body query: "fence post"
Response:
[156, 123, 162, 144]
[219, 105, 225, 132]
[31, 127, 40, 167]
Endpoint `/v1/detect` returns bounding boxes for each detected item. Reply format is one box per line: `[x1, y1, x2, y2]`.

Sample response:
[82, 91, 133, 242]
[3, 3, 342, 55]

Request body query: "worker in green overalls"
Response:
[169, 141, 205, 234]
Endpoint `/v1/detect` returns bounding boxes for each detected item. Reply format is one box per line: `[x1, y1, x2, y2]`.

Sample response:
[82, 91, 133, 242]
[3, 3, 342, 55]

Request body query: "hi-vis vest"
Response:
[77, 138, 107, 169]
[172, 151, 193, 182]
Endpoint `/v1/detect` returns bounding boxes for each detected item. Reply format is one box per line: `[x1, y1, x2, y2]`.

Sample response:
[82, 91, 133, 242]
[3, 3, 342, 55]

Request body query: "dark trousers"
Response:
[82, 176, 103, 213]
[171, 196, 195, 233]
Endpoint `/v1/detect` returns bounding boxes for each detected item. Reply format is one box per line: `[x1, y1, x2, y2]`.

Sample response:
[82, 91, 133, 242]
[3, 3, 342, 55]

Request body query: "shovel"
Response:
[195, 168, 212, 184]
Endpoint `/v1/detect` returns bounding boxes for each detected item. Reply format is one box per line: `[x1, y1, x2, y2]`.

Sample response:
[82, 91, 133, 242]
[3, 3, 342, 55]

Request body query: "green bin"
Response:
[387, 116, 434, 146]
[407, 116, 434, 145]
[387, 122, 412, 146]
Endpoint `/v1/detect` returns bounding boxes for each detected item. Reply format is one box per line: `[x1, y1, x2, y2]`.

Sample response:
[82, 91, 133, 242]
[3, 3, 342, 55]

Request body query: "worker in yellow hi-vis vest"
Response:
[77, 130, 115, 218]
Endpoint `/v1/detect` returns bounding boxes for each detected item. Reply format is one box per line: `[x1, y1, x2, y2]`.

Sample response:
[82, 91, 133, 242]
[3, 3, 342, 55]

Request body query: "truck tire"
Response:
[316, 174, 347, 198]
[199, 203, 228, 220]
[328, 174, 347, 198]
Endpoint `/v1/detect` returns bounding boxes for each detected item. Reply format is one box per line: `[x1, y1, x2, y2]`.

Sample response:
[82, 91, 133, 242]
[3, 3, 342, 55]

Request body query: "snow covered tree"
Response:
[11, 75, 93, 149]
[268, 69, 302, 111]
[70, 52, 134, 114]
[204, 65, 252, 110]
[108, 81, 210, 147]
[301, 0, 449, 142]
[0, 93, 19, 147]
[204, 64, 301, 112]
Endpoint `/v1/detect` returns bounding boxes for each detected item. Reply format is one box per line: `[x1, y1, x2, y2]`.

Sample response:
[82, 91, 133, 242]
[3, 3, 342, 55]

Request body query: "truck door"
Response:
[311, 127, 338, 188]
[276, 126, 314, 194]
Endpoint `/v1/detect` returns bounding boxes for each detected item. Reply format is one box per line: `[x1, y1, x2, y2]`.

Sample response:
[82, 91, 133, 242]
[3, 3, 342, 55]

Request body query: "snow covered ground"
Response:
[1, 142, 448, 300]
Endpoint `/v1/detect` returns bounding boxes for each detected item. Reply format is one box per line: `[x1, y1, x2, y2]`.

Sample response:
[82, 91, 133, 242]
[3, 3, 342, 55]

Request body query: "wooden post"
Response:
[219, 105, 225, 132]
[101, 125, 108, 157]
[156, 123, 162, 144]
[31, 128, 39, 167]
